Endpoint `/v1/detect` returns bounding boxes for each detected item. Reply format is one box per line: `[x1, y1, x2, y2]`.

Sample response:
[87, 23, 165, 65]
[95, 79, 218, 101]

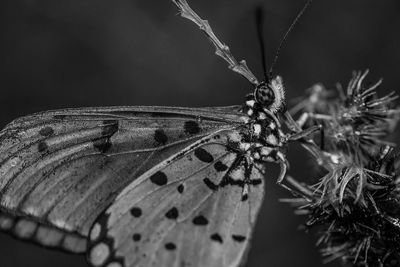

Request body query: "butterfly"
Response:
[0, 0, 316, 266]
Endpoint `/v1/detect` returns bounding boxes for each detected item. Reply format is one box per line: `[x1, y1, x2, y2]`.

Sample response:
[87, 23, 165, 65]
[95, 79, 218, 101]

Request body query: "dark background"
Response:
[1, 0, 399, 266]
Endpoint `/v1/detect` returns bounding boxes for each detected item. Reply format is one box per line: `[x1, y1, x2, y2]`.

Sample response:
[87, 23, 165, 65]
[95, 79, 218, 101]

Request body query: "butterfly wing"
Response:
[0, 106, 243, 253]
[88, 129, 265, 267]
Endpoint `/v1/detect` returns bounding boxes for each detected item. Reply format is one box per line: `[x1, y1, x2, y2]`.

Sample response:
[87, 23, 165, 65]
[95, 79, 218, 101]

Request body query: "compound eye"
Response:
[255, 84, 275, 107]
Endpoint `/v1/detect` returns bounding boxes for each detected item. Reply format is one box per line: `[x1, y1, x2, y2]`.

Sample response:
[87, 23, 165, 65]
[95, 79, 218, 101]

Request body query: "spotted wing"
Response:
[0, 106, 243, 253]
[88, 129, 265, 267]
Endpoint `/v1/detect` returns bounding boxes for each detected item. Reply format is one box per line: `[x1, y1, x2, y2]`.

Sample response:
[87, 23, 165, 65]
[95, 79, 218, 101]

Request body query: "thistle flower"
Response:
[286, 147, 400, 266]
[293, 70, 399, 163]
[285, 71, 400, 266]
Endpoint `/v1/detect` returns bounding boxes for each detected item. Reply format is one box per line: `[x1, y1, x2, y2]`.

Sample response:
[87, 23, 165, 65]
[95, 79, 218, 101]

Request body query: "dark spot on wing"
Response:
[167, 136, 213, 164]
[92, 121, 119, 153]
[53, 115, 66, 120]
[93, 138, 112, 153]
[38, 141, 49, 153]
[251, 179, 262, 186]
[203, 178, 218, 191]
[177, 184, 184, 194]
[39, 127, 54, 137]
[232, 235, 246, 242]
[165, 207, 179, 219]
[214, 161, 228, 172]
[154, 129, 168, 145]
[241, 194, 248, 201]
[130, 207, 142, 218]
[150, 171, 168, 186]
[192, 215, 208, 226]
[165, 242, 176, 250]
[220, 176, 245, 188]
[210, 233, 223, 243]
[133, 233, 141, 241]
[184, 121, 200, 135]
[194, 148, 214, 163]
[101, 120, 119, 137]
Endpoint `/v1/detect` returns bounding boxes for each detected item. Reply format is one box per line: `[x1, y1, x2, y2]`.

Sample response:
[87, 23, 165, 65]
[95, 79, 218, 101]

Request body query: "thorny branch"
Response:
[172, 0, 259, 85]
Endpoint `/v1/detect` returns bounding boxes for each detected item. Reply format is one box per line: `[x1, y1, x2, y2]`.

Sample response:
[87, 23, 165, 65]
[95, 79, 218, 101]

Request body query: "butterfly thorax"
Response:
[239, 89, 287, 164]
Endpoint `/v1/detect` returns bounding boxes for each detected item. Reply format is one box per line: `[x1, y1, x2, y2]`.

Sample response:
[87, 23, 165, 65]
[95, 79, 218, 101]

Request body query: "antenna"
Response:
[268, 0, 313, 77]
[172, 0, 259, 85]
[255, 6, 269, 81]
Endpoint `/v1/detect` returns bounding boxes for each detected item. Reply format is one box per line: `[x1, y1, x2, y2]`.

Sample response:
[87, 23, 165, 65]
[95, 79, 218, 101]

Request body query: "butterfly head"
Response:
[254, 76, 286, 114]
[242, 76, 286, 120]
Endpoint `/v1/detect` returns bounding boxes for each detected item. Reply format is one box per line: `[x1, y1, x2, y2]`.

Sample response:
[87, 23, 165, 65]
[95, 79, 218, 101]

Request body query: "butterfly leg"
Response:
[276, 154, 288, 184]
[271, 150, 298, 195]
[275, 153, 318, 197]
[171, 0, 259, 85]
[276, 160, 301, 196]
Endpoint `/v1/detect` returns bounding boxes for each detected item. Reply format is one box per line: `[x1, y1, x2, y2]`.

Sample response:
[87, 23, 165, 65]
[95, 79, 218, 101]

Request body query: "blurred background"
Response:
[1, 0, 399, 266]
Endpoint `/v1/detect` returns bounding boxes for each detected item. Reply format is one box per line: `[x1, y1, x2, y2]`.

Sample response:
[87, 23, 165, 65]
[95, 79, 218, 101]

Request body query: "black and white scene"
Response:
[1, 0, 400, 266]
